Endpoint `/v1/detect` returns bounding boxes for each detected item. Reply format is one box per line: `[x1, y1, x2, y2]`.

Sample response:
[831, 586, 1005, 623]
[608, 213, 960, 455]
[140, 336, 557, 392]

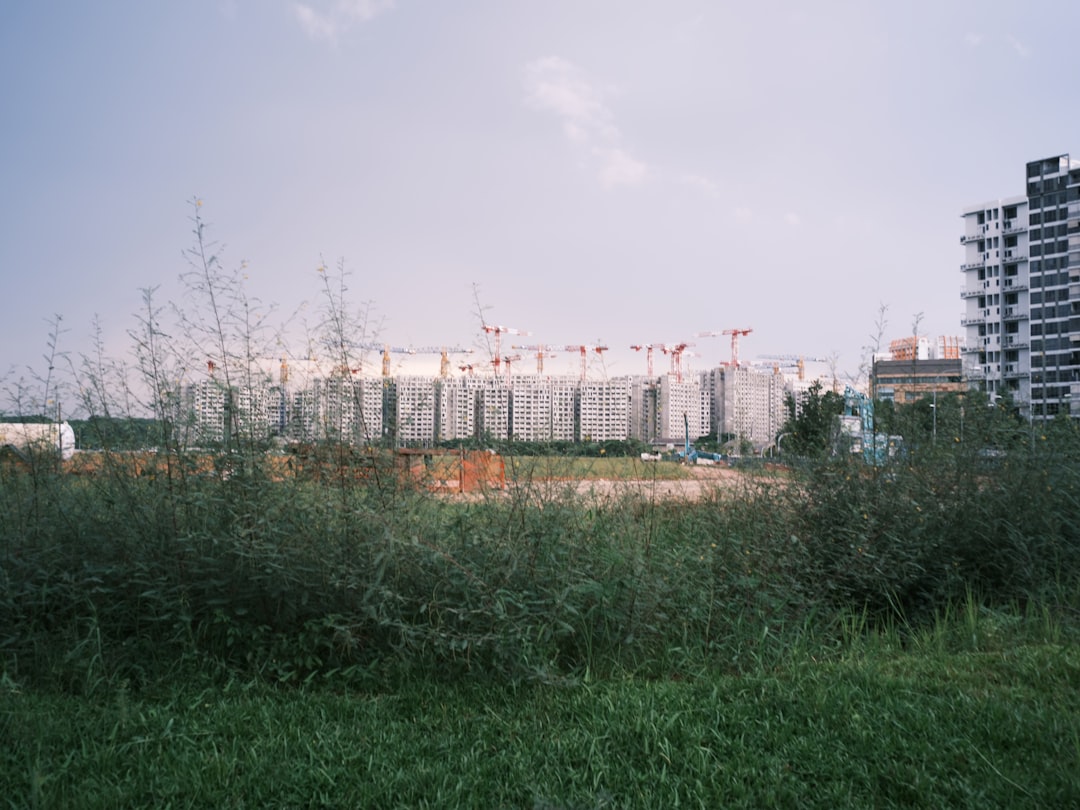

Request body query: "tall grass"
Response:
[2, 434, 1078, 694]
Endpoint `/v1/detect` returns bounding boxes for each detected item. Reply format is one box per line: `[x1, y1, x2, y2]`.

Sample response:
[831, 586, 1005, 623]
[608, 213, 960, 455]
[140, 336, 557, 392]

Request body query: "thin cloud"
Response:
[596, 147, 648, 188]
[1007, 36, 1030, 58]
[785, 212, 801, 226]
[964, 32, 984, 47]
[524, 56, 646, 188]
[293, 0, 395, 41]
[681, 173, 720, 197]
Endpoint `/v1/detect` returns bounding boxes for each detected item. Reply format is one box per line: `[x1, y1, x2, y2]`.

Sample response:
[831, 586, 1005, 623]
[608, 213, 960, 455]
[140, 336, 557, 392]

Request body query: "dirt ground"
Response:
[523, 464, 776, 502]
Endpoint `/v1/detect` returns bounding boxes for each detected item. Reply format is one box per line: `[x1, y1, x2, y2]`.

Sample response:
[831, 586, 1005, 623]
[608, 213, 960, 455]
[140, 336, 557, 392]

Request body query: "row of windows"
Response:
[1030, 270, 1072, 287]
[1029, 224, 1069, 241]
[1031, 367, 1079, 381]
[1032, 321, 1071, 335]
[1031, 306, 1075, 321]
[1028, 188, 1080, 208]
[1027, 157, 1069, 178]
[1032, 351, 1080, 368]
[1031, 339, 1074, 353]
[1031, 257, 1072, 273]
[1030, 208, 1068, 225]
[1030, 241, 1069, 256]
[1030, 289, 1072, 304]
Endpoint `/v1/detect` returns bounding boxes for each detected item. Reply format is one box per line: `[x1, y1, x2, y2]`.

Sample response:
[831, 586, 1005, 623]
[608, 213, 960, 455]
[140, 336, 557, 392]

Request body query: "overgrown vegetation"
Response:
[2, 206, 1078, 805]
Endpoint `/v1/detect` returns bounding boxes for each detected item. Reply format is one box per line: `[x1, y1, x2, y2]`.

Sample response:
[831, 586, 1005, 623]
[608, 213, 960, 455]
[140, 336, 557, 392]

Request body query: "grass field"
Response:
[5, 638, 1077, 808]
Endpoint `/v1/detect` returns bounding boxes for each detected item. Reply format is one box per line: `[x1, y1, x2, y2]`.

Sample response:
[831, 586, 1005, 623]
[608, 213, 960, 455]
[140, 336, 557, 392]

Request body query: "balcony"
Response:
[961, 260, 986, 271]
[1003, 336, 1029, 349]
[960, 287, 984, 299]
[961, 315, 987, 326]
[1002, 279, 1028, 292]
[1003, 368, 1031, 380]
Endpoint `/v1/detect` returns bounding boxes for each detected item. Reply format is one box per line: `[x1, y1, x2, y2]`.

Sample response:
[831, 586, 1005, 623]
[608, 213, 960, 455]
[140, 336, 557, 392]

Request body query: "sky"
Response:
[3, 0, 1079, 408]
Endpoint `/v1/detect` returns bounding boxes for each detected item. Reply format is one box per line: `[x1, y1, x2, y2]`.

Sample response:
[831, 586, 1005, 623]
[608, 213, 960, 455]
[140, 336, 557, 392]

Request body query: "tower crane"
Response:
[661, 342, 695, 383]
[482, 325, 530, 374]
[501, 354, 523, 386]
[697, 328, 753, 367]
[401, 345, 473, 378]
[510, 344, 558, 375]
[566, 344, 609, 380]
[754, 354, 827, 382]
[630, 344, 664, 377]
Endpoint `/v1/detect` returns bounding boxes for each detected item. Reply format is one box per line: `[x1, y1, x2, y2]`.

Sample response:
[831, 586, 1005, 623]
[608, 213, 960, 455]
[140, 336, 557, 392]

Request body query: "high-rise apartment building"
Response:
[702, 366, 785, 450]
[578, 377, 631, 441]
[961, 153, 1080, 418]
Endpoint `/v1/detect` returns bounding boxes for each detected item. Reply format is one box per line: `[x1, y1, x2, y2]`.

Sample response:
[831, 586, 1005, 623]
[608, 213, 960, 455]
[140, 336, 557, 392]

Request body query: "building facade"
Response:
[702, 366, 786, 451]
[961, 153, 1080, 418]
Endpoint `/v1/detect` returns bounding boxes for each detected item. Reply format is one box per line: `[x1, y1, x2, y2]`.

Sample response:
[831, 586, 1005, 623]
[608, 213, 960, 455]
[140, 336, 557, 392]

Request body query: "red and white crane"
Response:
[630, 344, 664, 377]
[661, 342, 695, 383]
[403, 345, 474, 378]
[511, 344, 558, 375]
[698, 328, 753, 367]
[500, 354, 523, 387]
[565, 344, 609, 380]
[482, 325, 530, 374]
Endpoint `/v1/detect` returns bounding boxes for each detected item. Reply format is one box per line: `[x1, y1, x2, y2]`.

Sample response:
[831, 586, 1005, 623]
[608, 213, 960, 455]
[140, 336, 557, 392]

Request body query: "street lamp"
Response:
[931, 388, 937, 444]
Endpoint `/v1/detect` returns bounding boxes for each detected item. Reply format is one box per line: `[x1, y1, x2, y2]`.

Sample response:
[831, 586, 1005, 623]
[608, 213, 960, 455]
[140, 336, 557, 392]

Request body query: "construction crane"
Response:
[565, 344, 609, 380]
[402, 345, 473, 378]
[630, 344, 663, 377]
[661, 342, 695, 383]
[482, 325, 530, 374]
[501, 354, 523, 386]
[697, 328, 753, 367]
[510, 344, 558, 375]
[458, 363, 476, 377]
[753, 354, 827, 382]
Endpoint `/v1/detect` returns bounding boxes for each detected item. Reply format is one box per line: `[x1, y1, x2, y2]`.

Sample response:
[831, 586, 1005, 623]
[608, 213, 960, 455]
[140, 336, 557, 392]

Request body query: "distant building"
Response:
[702, 365, 785, 450]
[578, 377, 631, 442]
[872, 358, 967, 405]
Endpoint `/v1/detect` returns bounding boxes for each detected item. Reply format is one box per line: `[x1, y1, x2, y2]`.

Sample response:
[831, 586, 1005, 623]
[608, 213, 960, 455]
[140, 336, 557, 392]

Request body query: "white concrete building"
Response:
[655, 376, 710, 443]
[961, 153, 1080, 419]
[182, 380, 228, 445]
[475, 379, 510, 441]
[508, 377, 553, 442]
[388, 376, 438, 446]
[436, 377, 478, 442]
[578, 377, 631, 441]
[702, 366, 785, 450]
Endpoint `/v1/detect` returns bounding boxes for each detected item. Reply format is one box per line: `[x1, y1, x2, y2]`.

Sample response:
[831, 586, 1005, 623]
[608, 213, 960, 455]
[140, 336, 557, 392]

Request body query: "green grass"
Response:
[3, 440, 1080, 807]
[3, 640, 1077, 808]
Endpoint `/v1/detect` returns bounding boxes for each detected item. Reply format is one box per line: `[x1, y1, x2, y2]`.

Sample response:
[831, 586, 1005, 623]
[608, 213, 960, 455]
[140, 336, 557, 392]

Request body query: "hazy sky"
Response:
[3, 0, 1078, 398]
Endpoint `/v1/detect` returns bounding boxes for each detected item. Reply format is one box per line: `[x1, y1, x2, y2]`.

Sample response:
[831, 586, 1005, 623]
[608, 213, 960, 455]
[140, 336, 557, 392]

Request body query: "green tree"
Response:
[780, 381, 844, 458]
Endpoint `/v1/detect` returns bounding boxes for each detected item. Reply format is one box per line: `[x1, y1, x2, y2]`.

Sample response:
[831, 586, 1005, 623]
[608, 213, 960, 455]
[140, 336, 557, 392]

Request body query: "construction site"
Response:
[171, 325, 837, 454]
